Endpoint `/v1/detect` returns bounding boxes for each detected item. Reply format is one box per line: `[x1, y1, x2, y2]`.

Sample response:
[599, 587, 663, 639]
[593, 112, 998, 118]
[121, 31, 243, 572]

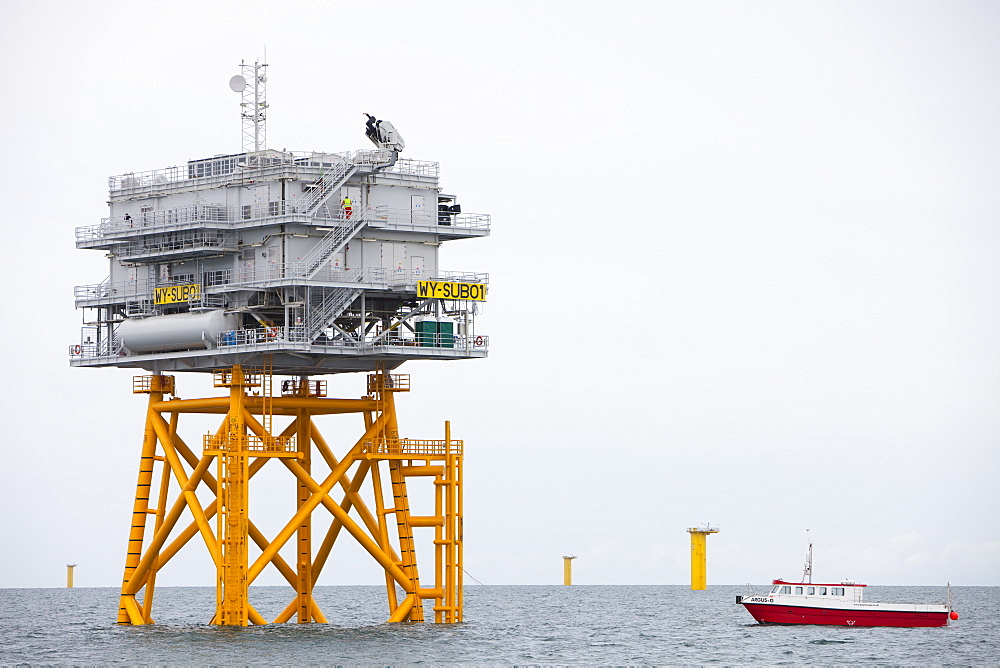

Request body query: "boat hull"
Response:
[741, 602, 949, 627]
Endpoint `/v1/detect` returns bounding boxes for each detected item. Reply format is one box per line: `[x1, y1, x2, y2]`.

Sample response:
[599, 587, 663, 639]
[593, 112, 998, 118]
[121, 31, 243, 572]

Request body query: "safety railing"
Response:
[77, 203, 488, 243]
[214, 326, 487, 351]
[280, 379, 328, 397]
[367, 373, 411, 393]
[384, 158, 440, 178]
[109, 150, 313, 193]
[364, 333, 489, 352]
[76, 201, 339, 242]
[75, 277, 150, 300]
[387, 268, 489, 288]
[362, 438, 463, 457]
[74, 266, 486, 304]
[75, 276, 113, 299]
[68, 337, 124, 359]
[203, 433, 298, 456]
[366, 206, 490, 233]
[232, 265, 387, 285]
[236, 264, 470, 287]
[70, 327, 488, 359]
[108, 149, 415, 195]
[331, 149, 397, 172]
[217, 326, 311, 346]
[74, 277, 229, 302]
[115, 231, 236, 258]
[74, 266, 486, 305]
[445, 212, 491, 231]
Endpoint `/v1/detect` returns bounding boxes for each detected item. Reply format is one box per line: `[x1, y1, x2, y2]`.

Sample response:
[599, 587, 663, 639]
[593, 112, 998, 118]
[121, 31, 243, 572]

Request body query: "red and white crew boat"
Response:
[737, 538, 958, 627]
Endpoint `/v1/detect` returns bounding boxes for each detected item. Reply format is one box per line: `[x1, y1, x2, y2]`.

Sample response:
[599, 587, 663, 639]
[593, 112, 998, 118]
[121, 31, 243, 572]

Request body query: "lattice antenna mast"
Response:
[230, 60, 268, 153]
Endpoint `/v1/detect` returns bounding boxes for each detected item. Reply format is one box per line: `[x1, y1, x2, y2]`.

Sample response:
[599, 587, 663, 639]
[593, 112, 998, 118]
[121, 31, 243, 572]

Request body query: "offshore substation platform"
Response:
[69, 61, 489, 626]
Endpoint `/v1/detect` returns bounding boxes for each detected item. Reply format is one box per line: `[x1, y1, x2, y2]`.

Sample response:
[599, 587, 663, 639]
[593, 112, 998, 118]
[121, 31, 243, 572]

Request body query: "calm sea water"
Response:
[0, 585, 996, 665]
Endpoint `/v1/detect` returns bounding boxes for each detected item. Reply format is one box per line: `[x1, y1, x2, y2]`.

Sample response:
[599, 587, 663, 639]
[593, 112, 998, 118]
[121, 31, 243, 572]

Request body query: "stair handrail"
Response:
[306, 286, 363, 341]
[294, 157, 358, 214]
[294, 206, 376, 279]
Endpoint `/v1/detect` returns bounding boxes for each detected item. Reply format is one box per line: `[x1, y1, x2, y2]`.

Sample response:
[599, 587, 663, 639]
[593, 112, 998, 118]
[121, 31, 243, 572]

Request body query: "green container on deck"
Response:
[438, 321, 454, 348]
[415, 321, 437, 347]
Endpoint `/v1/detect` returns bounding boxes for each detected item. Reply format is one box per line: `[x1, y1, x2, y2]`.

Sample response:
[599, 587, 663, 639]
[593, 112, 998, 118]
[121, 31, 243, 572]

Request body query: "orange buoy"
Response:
[949, 610, 959, 620]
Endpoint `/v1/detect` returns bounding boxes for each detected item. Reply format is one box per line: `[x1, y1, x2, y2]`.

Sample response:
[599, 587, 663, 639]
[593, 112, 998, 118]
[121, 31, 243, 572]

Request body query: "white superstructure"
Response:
[71, 125, 490, 375]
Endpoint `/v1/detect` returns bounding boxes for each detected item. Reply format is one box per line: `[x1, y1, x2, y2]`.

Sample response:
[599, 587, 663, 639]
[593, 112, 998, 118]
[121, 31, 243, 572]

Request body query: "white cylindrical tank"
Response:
[118, 310, 240, 354]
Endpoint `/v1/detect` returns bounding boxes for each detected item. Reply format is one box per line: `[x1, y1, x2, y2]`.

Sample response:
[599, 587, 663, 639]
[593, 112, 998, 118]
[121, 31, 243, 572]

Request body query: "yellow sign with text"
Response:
[154, 283, 202, 305]
[416, 280, 487, 302]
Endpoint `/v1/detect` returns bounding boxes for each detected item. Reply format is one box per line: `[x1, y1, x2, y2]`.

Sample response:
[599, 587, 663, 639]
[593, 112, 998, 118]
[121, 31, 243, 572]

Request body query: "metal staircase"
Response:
[296, 208, 369, 279]
[306, 286, 363, 342]
[295, 158, 360, 215]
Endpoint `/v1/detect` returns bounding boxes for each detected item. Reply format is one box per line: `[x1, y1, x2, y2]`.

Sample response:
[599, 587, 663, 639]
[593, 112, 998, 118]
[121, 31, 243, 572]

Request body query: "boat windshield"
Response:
[770, 586, 780, 594]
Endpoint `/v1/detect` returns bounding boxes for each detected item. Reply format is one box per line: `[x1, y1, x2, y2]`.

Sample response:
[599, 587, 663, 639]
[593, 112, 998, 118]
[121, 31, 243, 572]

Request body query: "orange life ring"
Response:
[72, 344, 82, 355]
[267, 327, 278, 338]
[474, 335, 484, 346]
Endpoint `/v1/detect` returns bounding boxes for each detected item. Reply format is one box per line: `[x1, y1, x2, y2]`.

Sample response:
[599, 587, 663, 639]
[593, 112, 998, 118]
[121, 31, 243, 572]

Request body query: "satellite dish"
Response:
[229, 75, 247, 92]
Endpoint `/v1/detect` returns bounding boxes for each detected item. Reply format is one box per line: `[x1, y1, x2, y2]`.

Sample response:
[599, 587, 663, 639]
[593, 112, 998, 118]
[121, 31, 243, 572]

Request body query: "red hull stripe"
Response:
[742, 603, 948, 628]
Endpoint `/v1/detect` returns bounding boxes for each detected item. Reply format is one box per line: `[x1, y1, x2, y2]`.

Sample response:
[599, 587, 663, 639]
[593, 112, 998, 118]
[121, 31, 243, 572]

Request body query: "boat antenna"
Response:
[802, 529, 813, 584]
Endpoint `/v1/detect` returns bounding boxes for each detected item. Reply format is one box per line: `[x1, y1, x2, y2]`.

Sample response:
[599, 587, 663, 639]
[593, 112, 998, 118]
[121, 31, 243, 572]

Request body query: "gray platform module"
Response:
[71, 127, 490, 375]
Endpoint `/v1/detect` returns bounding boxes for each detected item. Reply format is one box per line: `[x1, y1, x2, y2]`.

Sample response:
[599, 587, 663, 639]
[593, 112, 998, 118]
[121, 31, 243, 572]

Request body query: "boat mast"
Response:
[802, 529, 813, 583]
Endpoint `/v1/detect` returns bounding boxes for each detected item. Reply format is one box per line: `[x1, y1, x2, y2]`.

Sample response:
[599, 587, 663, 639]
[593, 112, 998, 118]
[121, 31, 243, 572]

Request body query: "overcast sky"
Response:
[0, 0, 997, 590]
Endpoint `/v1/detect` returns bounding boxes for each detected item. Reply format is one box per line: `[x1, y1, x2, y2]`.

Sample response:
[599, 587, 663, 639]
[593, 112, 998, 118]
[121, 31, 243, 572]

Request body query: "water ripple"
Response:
[0, 585, 994, 665]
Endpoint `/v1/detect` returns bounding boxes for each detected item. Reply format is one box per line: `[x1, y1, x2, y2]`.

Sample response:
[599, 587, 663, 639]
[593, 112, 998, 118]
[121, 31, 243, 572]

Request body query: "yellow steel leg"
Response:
[296, 385, 313, 623]
[445, 420, 463, 622]
[117, 378, 168, 624]
[688, 527, 719, 590]
[690, 532, 706, 590]
[388, 460, 423, 621]
[434, 454, 444, 623]
[456, 425, 464, 622]
[381, 381, 424, 622]
[141, 447, 172, 622]
[563, 556, 576, 586]
[217, 365, 250, 626]
[370, 445, 400, 615]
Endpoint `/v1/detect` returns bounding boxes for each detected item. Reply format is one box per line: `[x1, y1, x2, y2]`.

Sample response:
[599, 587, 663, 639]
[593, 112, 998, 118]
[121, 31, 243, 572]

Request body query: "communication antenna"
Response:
[802, 529, 813, 583]
[230, 59, 268, 154]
